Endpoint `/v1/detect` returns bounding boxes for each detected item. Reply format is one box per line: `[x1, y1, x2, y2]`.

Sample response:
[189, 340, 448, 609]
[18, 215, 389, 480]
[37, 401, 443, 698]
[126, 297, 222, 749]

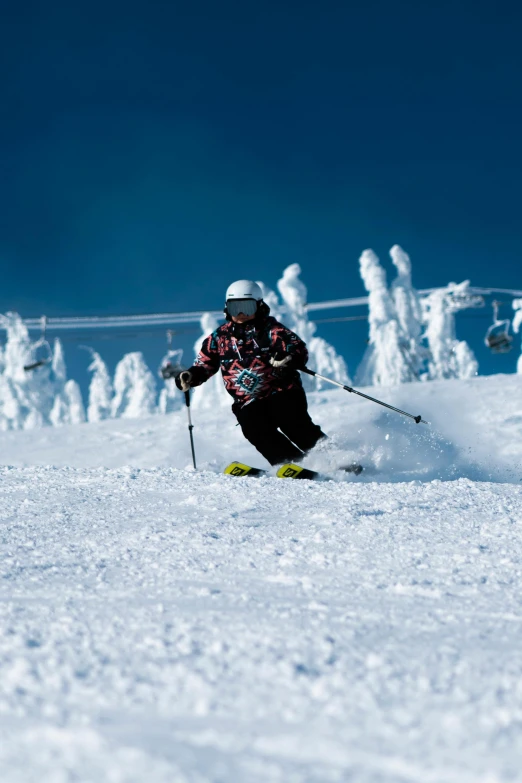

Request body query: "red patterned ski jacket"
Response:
[188, 315, 308, 409]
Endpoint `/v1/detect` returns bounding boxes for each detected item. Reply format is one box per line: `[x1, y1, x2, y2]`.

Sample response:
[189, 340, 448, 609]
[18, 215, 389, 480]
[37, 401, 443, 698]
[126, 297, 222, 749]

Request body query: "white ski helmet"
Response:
[225, 280, 263, 302]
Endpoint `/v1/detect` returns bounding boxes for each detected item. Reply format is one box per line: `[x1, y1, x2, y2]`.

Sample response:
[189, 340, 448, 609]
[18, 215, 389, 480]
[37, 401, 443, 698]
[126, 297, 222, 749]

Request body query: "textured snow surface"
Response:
[1, 374, 522, 782]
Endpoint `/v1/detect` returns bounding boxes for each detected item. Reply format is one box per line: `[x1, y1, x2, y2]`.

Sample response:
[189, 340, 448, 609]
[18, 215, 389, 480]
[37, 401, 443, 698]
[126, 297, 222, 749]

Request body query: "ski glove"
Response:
[174, 370, 193, 392]
[269, 351, 293, 369]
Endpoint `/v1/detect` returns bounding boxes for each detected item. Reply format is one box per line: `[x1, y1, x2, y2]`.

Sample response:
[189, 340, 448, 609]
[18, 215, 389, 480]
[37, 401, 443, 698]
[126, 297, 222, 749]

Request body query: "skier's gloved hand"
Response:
[269, 351, 293, 369]
[175, 370, 193, 392]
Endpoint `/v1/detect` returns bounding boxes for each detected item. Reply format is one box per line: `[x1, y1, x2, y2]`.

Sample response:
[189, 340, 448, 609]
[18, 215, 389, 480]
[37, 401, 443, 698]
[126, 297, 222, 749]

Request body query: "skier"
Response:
[171, 280, 326, 466]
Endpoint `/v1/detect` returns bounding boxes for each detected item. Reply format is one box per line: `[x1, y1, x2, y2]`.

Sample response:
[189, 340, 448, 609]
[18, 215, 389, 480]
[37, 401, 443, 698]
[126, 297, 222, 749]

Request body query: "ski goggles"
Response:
[226, 298, 258, 317]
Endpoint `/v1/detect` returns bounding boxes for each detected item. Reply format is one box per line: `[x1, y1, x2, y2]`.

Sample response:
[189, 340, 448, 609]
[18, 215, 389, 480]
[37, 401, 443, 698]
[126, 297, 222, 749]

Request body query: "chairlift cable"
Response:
[8, 286, 520, 334]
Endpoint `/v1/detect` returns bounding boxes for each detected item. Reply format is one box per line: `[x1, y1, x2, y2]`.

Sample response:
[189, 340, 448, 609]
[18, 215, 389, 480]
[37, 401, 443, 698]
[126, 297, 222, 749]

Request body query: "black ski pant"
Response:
[234, 387, 326, 466]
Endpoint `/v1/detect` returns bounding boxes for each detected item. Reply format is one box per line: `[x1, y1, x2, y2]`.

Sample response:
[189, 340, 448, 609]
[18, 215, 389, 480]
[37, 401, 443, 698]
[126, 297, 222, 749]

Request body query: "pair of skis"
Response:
[224, 461, 363, 481]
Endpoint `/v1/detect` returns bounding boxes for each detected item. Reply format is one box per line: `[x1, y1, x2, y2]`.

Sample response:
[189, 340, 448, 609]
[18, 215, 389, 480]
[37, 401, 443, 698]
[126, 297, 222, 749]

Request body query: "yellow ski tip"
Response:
[224, 462, 266, 477]
[224, 461, 255, 476]
[276, 463, 306, 479]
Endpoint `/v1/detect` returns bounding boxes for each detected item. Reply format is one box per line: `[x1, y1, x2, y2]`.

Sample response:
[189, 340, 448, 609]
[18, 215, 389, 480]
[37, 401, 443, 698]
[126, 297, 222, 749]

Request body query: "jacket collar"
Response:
[228, 314, 268, 338]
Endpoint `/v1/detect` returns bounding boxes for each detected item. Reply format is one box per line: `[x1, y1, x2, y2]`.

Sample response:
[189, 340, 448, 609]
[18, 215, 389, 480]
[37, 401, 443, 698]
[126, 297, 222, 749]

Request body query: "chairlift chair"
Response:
[160, 329, 183, 380]
[484, 301, 513, 354]
[24, 316, 53, 371]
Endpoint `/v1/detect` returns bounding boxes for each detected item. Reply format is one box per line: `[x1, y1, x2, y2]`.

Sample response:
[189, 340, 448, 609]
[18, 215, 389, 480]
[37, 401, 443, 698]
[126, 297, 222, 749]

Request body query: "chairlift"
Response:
[24, 316, 53, 371]
[484, 301, 513, 354]
[160, 329, 183, 380]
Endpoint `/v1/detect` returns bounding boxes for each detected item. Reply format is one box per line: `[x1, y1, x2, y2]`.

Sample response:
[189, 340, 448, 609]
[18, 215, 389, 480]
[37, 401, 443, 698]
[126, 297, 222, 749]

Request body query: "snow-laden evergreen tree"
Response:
[423, 282, 478, 380]
[158, 347, 184, 414]
[257, 280, 284, 321]
[64, 380, 86, 424]
[0, 313, 43, 430]
[277, 263, 311, 340]
[276, 264, 350, 390]
[50, 380, 86, 426]
[111, 352, 157, 419]
[513, 299, 522, 374]
[0, 314, 79, 429]
[192, 314, 230, 410]
[49, 339, 86, 426]
[51, 337, 66, 381]
[355, 250, 417, 387]
[85, 350, 113, 422]
[49, 388, 69, 427]
[389, 244, 425, 379]
[0, 318, 85, 430]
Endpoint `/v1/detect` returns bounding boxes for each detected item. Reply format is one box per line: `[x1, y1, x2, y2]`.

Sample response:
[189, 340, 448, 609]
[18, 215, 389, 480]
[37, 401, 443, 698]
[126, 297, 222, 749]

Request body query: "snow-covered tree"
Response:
[309, 338, 351, 388]
[1, 313, 35, 381]
[277, 263, 312, 342]
[64, 380, 86, 424]
[51, 338, 66, 383]
[513, 299, 522, 374]
[356, 248, 478, 385]
[257, 281, 284, 321]
[49, 390, 68, 427]
[49, 340, 86, 426]
[85, 350, 113, 422]
[191, 314, 229, 410]
[0, 314, 83, 430]
[50, 379, 86, 426]
[276, 264, 350, 390]
[355, 250, 417, 387]
[111, 352, 157, 419]
[0, 314, 46, 429]
[423, 282, 478, 380]
[389, 244, 425, 378]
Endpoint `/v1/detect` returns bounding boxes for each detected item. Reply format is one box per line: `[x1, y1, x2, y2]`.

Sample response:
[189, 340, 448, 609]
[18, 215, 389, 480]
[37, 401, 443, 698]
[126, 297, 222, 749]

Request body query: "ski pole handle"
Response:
[301, 367, 428, 424]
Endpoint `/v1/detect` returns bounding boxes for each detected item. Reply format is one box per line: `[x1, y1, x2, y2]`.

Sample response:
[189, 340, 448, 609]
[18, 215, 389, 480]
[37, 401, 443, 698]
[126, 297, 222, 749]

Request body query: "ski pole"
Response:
[301, 367, 428, 424]
[184, 390, 197, 469]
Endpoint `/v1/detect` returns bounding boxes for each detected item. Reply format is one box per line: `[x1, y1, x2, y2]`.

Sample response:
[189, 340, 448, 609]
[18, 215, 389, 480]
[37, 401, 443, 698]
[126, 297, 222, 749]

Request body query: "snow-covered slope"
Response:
[1, 374, 522, 782]
[2, 373, 521, 483]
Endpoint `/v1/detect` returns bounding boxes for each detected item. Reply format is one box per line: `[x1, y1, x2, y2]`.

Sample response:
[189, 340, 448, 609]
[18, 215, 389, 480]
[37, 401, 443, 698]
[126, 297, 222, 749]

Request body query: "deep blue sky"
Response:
[1, 0, 521, 386]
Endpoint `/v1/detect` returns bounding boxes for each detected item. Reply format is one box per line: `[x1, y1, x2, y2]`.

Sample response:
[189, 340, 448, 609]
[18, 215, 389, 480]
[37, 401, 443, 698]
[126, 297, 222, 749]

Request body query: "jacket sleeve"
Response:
[188, 332, 221, 386]
[271, 320, 309, 368]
